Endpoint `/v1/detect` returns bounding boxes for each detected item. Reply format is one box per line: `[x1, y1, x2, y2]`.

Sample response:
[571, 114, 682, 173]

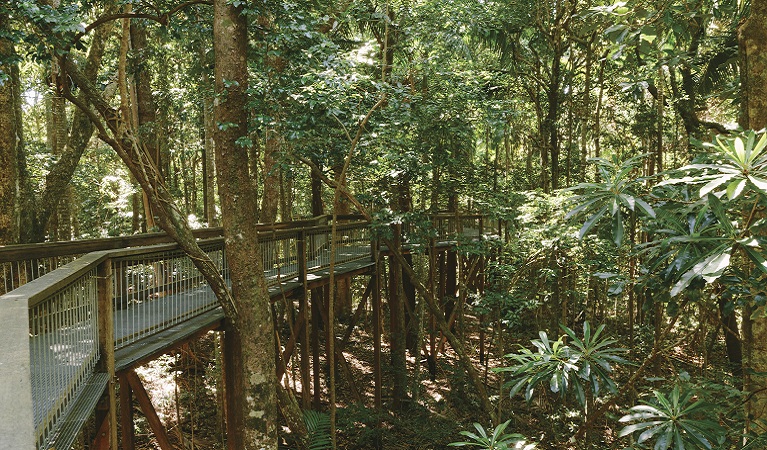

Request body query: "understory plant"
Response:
[449, 420, 536, 450]
[497, 321, 630, 412]
[619, 384, 725, 450]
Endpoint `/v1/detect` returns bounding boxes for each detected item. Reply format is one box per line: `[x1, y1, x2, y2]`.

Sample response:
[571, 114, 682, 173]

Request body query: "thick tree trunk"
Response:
[740, 0, 767, 434]
[0, 14, 19, 244]
[213, 2, 278, 449]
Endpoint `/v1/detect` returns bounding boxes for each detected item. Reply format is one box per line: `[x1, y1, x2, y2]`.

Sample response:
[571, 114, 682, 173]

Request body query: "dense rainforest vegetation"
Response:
[2, 0, 767, 448]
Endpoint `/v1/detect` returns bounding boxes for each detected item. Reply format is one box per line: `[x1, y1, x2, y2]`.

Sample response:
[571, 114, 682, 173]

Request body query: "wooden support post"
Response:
[428, 238, 437, 381]
[402, 252, 417, 355]
[277, 311, 305, 379]
[91, 408, 113, 449]
[118, 373, 135, 450]
[372, 242, 382, 410]
[97, 259, 118, 450]
[125, 370, 174, 450]
[298, 231, 311, 408]
[311, 287, 322, 409]
[445, 250, 457, 324]
[389, 224, 407, 409]
[323, 283, 332, 394]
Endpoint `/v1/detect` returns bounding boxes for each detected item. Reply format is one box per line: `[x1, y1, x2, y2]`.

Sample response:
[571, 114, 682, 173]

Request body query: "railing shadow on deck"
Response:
[0, 213, 492, 450]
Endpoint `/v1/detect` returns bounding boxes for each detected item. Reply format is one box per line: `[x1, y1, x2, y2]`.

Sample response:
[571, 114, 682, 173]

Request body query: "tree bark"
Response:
[739, 0, 767, 434]
[0, 14, 19, 244]
[131, 19, 159, 229]
[213, 2, 278, 449]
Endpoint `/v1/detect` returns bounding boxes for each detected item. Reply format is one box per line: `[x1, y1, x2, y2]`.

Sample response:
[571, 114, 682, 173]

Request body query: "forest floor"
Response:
[126, 311, 512, 450]
[122, 312, 730, 450]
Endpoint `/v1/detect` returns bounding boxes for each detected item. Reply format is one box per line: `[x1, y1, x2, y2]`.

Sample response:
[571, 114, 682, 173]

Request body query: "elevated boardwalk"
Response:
[0, 214, 494, 450]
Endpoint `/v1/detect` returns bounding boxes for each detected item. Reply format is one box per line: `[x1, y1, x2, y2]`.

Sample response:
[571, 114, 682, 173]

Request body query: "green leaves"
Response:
[566, 154, 655, 246]
[303, 410, 331, 450]
[449, 421, 535, 450]
[648, 131, 767, 296]
[619, 386, 725, 450]
[497, 322, 628, 409]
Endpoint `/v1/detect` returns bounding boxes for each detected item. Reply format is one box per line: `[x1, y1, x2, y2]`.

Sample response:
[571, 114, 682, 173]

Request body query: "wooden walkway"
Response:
[0, 214, 493, 450]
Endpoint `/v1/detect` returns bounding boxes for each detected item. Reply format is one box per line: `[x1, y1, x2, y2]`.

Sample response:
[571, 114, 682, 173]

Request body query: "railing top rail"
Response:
[300, 221, 370, 235]
[0, 251, 110, 308]
[0, 216, 331, 264]
[430, 212, 483, 219]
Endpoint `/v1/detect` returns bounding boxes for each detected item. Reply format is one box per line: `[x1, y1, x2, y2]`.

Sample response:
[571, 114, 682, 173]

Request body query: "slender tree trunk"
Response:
[260, 129, 280, 223]
[200, 34, 217, 226]
[580, 35, 594, 180]
[593, 53, 607, 180]
[0, 14, 19, 244]
[654, 67, 664, 175]
[546, 40, 563, 191]
[131, 19, 159, 229]
[213, 2, 278, 448]
[740, 0, 767, 434]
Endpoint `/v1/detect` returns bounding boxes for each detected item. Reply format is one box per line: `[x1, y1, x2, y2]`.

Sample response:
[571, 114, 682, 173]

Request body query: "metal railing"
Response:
[112, 241, 226, 350]
[2, 255, 81, 296]
[305, 222, 371, 272]
[29, 266, 100, 450]
[0, 251, 109, 450]
[0, 216, 329, 296]
[261, 233, 300, 287]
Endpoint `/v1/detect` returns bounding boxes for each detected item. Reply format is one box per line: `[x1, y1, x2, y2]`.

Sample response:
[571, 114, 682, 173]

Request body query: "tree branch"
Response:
[71, 0, 213, 47]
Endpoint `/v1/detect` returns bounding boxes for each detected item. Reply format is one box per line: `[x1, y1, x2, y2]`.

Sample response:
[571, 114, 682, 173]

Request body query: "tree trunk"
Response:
[0, 14, 19, 244]
[580, 34, 594, 180]
[131, 20, 159, 229]
[593, 53, 607, 180]
[200, 36, 217, 226]
[545, 40, 562, 191]
[260, 129, 280, 223]
[213, 2, 278, 448]
[739, 0, 767, 434]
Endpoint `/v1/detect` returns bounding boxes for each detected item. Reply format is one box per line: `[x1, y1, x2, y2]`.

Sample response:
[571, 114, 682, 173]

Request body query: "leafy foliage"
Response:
[303, 409, 332, 450]
[497, 322, 629, 408]
[619, 385, 725, 450]
[449, 420, 535, 450]
[566, 154, 655, 246]
[648, 131, 767, 296]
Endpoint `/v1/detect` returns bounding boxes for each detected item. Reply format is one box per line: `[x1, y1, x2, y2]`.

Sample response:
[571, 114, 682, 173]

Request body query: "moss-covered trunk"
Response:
[213, 2, 278, 448]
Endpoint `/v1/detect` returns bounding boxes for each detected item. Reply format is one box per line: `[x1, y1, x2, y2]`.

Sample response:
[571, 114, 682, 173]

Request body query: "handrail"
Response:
[0, 215, 330, 264]
[1, 251, 108, 450]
